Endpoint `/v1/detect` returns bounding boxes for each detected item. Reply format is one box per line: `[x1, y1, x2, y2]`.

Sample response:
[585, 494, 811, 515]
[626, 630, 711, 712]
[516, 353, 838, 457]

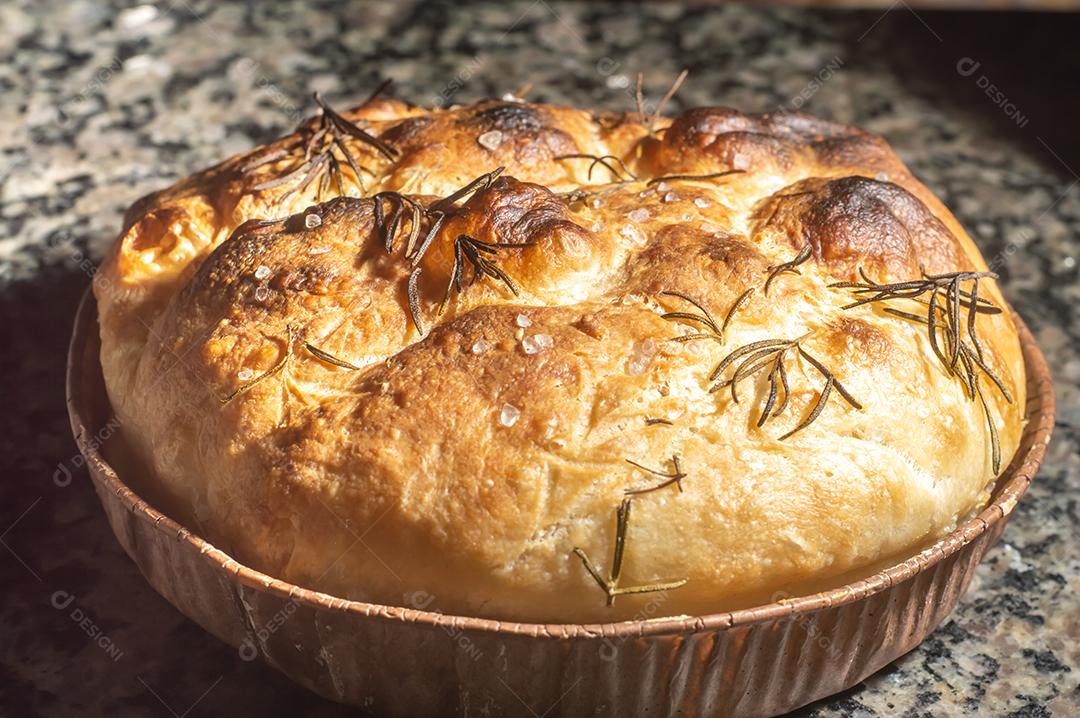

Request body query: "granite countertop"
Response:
[2, 1, 1078, 715]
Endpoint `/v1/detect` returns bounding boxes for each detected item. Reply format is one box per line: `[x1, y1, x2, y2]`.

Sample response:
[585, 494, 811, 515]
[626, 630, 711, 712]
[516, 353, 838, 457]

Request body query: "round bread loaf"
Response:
[94, 93, 1025, 622]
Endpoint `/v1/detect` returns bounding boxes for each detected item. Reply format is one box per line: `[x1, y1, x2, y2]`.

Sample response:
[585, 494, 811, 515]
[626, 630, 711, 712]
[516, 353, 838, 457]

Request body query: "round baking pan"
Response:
[66, 288, 1055, 717]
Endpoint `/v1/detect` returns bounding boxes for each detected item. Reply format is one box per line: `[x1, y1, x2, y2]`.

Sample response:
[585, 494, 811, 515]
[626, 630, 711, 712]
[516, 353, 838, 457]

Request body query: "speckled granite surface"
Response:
[2, 1, 1078, 716]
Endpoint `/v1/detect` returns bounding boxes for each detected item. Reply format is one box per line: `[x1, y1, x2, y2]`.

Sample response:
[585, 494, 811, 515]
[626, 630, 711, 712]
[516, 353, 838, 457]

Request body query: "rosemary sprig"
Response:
[397, 166, 501, 268]
[370, 168, 509, 333]
[660, 288, 753, 345]
[625, 455, 686, 495]
[304, 342, 362, 370]
[219, 328, 294, 404]
[246, 91, 399, 203]
[373, 191, 426, 256]
[313, 91, 398, 161]
[644, 417, 673, 426]
[430, 167, 505, 212]
[710, 337, 862, 439]
[439, 234, 534, 314]
[763, 244, 812, 295]
[554, 154, 637, 182]
[572, 498, 688, 607]
[833, 269, 1011, 472]
[646, 169, 745, 186]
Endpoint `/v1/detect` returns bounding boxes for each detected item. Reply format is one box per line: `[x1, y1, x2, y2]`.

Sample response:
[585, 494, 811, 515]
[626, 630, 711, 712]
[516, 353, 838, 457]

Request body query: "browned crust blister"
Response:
[94, 92, 1026, 623]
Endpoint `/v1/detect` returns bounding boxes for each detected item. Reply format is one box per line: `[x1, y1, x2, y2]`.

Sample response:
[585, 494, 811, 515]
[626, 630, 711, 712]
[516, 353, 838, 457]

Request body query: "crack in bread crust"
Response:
[94, 97, 1025, 623]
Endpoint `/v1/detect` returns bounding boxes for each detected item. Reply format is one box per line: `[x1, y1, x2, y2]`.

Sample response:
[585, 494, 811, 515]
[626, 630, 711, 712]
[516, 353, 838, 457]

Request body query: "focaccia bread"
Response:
[94, 92, 1025, 622]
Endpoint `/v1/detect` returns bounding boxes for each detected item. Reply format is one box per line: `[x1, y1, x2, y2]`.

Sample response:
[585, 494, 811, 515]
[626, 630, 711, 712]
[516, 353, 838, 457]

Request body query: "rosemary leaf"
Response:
[304, 342, 362, 370]
[763, 244, 812, 296]
[646, 169, 745, 186]
[219, 330, 293, 404]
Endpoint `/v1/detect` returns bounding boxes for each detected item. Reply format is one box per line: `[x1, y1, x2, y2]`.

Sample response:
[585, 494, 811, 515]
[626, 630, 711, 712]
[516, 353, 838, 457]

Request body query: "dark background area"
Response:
[2, 1, 1077, 716]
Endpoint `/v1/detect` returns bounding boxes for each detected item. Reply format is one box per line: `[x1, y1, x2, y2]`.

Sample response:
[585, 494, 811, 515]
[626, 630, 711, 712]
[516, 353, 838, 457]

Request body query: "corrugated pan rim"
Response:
[66, 288, 1055, 640]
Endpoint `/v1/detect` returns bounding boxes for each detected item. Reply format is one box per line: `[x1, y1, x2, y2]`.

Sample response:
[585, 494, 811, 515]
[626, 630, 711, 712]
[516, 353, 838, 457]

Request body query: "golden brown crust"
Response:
[95, 96, 1026, 623]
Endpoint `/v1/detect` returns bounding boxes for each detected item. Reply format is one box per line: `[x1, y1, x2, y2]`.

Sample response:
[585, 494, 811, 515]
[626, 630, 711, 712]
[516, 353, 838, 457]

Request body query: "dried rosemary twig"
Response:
[439, 234, 534, 314]
[219, 328, 294, 404]
[635, 73, 646, 126]
[660, 289, 753, 345]
[625, 455, 686, 495]
[554, 154, 637, 182]
[644, 417, 673, 426]
[572, 498, 688, 607]
[832, 268, 1011, 472]
[763, 244, 812, 295]
[646, 169, 745, 186]
[710, 337, 862, 439]
[647, 69, 688, 134]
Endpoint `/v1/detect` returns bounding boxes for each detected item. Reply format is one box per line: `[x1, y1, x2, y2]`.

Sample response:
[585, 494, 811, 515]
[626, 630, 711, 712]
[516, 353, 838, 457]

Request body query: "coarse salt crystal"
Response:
[477, 130, 503, 150]
[694, 197, 710, 208]
[627, 208, 650, 222]
[515, 313, 532, 328]
[304, 213, 322, 228]
[255, 285, 270, 302]
[471, 339, 491, 355]
[237, 368, 254, 381]
[254, 264, 271, 280]
[309, 245, 331, 256]
[499, 404, 520, 427]
[626, 338, 658, 376]
[662, 191, 678, 203]
[655, 182, 671, 192]
[521, 333, 553, 355]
